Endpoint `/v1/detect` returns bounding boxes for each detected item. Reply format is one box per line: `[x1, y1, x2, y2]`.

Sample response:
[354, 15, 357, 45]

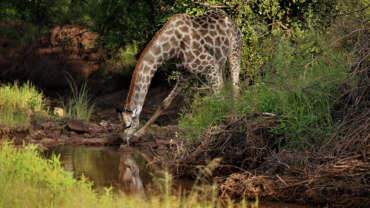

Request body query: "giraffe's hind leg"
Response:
[133, 74, 188, 138]
[229, 28, 242, 97]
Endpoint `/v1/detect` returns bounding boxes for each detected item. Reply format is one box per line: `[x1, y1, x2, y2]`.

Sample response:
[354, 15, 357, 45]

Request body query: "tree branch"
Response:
[188, 0, 231, 9]
[331, 4, 370, 17]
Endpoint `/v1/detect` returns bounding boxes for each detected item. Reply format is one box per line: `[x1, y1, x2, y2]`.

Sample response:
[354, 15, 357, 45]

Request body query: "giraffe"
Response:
[118, 10, 242, 144]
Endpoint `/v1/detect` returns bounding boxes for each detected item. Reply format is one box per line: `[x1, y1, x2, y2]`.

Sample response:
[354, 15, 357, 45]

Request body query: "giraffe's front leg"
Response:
[118, 109, 140, 147]
[134, 74, 188, 138]
[200, 62, 223, 95]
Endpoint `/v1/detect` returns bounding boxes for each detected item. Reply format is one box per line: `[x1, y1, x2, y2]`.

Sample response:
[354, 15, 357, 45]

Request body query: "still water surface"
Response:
[45, 146, 315, 208]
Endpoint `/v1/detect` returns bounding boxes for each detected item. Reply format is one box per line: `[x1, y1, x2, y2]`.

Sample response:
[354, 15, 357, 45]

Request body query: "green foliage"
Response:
[0, 142, 252, 208]
[104, 41, 139, 76]
[179, 89, 235, 141]
[63, 81, 95, 121]
[0, 81, 45, 127]
[0, 0, 93, 26]
[89, 0, 160, 50]
[171, 0, 337, 80]
[179, 31, 351, 146]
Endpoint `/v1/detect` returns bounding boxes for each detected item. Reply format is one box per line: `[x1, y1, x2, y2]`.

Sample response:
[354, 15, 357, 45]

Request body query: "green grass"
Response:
[63, 79, 95, 122]
[0, 142, 100, 208]
[178, 87, 236, 141]
[0, 81, 46, 127]
[179, 34, 351, 146]
[0, 142, 257, 208]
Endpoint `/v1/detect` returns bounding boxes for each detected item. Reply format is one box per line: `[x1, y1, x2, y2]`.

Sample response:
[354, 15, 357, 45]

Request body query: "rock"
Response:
[87, 123, 104, 133]
[40, 138, 54, 144]
[67, 120, 89, 133]
[41, 122, 55, 129]
[53, 107, 64, 117]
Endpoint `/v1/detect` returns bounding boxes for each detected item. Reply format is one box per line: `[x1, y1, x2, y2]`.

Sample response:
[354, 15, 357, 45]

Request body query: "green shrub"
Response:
[0, 81, 45, 127]
[179, 32, 350, 146]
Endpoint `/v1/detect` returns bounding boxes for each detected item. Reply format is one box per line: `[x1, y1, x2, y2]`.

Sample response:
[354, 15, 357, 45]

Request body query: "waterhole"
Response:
[44, 145, 315, 208]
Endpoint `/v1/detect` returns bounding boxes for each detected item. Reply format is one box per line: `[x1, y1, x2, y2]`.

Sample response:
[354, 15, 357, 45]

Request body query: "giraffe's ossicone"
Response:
[119, 10, 242, 145]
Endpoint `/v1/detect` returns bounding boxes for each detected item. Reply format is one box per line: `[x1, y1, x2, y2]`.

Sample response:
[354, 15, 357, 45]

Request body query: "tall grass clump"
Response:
[0, 81, 45, 127]
[179, 32, 351, 146]
[245, 37, 350, 145]
[63, 74, 95, 121]
[0, 142, 251, 208]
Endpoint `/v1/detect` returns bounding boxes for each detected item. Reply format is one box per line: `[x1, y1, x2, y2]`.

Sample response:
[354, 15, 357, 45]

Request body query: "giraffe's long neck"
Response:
[125, 15, 183, 118]
[125, 50, 163, 117]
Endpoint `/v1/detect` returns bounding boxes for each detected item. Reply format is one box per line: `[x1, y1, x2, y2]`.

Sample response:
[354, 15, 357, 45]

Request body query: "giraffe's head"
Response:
[117, 108, 140, 143]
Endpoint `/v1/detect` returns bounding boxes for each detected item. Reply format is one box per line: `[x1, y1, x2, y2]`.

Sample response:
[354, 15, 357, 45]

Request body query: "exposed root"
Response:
[161, 113, 278, 178]
[220, 150, 369, 207]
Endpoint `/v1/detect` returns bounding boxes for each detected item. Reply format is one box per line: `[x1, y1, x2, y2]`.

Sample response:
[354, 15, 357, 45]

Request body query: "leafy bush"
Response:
[0, 81, 45, 127]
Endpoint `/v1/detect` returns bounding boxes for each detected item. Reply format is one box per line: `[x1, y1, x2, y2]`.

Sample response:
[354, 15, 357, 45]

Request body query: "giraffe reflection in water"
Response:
[118, 153, 146, 198]
[45, 146, 148, 197]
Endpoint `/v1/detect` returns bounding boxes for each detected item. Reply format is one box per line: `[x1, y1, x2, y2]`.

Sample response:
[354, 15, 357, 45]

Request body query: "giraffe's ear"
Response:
[116, 107, 123, 122]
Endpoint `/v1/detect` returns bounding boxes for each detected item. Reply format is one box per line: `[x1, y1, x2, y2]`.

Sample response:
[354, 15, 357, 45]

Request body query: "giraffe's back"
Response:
[168, 10, 240, 73]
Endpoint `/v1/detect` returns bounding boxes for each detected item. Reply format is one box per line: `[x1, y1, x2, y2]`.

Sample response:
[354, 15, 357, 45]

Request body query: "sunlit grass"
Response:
[0, 81, 46, 127]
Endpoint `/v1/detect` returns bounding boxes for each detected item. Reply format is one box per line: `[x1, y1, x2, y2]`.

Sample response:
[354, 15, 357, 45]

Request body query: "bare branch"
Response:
[188, 0, 231, 9]
[331, 4, 370, 17]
